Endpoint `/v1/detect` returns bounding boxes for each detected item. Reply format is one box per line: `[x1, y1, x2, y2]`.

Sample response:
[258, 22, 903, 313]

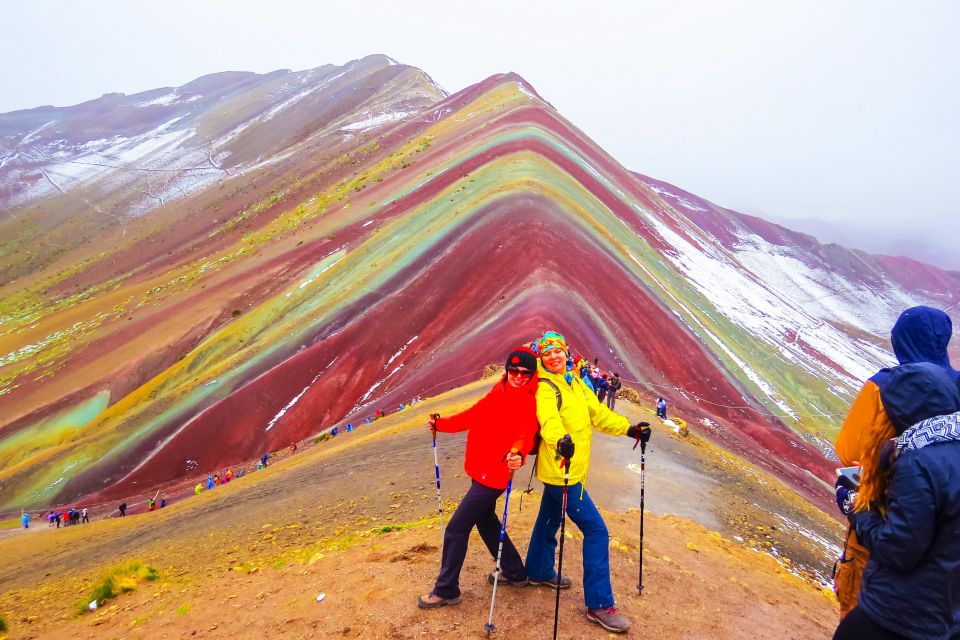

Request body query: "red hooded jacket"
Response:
[436, 374, 540, 489]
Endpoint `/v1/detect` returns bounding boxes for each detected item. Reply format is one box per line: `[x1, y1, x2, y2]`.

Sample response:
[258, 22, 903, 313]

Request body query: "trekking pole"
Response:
[484, 448, 518, 637]
[518, 458, 536, 512]
[553, 435, 574, 640]
[430, 414, 445, 557]
[633, 432, 648, 594]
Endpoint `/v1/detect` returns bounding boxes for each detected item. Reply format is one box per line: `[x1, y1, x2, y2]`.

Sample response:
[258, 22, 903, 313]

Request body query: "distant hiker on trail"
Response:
[207, 475, 215, 490]
[81, 508, 89, 524]
[596, 374, 609, 403]
[291, 442, 298, 453]
[256, 460, 264, 470]
[418, 347, 541, 610]
[833, 306, 959, 621]
[148, 498, 156, 511]
[195, 483, 203, 496]
[160, 498, 167, 508]
[346, 422, 354, 433]
[225, 469, 234, 483]
[525, 330, 651, 634]
[833, 362, 960, 640]
[21, 512, 30, 529]
[330, 426, 339, 438]
[118, 503, 127, 517]
[656, 397, 668, 420]
[607, 373, 622, 410]
[260, 453, 269, 467]
[48, 512, 56, 527]
[213, 474, 221, 487]
[55, 512, 62, 527]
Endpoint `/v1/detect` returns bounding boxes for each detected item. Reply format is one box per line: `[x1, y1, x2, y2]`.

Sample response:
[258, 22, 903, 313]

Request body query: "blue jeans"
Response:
[525, 482, 614, 610]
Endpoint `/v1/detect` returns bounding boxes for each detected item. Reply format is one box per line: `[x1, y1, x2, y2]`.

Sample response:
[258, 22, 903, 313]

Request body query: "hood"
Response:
[890, 306, 957, 379]
[879, 361, 960, 434]
[896, 411, 960, 455]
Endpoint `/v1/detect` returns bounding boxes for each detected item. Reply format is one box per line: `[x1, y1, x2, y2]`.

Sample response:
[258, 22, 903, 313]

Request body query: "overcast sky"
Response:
[3, 1, 958, 268]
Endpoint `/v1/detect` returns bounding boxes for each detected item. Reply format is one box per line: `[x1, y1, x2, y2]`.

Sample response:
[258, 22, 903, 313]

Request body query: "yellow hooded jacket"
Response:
[535, 364, 630, 486]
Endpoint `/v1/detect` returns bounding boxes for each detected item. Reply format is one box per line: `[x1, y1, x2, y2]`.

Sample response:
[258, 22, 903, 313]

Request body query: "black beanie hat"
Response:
[505, 346, 538, 372]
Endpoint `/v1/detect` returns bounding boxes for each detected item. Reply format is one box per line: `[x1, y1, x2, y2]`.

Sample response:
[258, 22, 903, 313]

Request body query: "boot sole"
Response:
[417, 595, 461, 609]
[487, 574, 529, 587]
[586, 613, 630, 634]
[528, 578, 572, 590]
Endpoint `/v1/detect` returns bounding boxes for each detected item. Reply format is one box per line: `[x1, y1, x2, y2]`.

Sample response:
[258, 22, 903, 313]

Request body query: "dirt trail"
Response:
[0, 379, 840, 638]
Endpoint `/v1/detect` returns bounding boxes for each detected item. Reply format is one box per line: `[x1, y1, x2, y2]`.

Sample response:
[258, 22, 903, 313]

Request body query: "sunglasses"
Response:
[506, 367, 533, 376]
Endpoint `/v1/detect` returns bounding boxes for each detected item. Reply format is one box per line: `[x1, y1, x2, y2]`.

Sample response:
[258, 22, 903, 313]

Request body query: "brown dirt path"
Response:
[0, 378, 840, 639]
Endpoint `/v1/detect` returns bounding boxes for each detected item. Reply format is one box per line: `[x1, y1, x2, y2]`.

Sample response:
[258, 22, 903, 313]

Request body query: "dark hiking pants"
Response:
[432, 480, 526, 599]
[833, 607, 908, 640]
[606, 390, 617, 410]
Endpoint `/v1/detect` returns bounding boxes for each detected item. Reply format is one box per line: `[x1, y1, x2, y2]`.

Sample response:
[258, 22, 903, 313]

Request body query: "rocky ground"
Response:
[0, 379, 842, 639]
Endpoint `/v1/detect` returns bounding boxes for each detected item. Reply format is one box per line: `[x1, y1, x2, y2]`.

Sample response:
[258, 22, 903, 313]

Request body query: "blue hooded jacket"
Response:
[885, 306, 957, 376]
[871, 306, 958, 402]
[853, 363, 960, 640]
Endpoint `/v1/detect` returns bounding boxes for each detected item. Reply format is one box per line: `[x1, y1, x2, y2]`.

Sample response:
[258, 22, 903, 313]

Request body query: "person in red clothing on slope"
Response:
[417, 346, 541, 609]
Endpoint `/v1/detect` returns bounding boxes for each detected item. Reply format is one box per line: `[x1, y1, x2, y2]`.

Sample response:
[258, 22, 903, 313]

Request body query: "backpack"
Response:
[529, 379, 563, 456]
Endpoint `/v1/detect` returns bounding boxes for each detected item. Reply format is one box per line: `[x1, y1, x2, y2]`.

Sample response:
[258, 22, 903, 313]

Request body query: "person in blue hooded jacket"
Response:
[833, 361, 960, 640]
[833, 306, 959, 618]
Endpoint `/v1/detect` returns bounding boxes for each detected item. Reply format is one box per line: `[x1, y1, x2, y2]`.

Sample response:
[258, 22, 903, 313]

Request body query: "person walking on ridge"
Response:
[607, 373, 622, 410]
[525, 330, 651, 634]
[418, 347, 541, 609]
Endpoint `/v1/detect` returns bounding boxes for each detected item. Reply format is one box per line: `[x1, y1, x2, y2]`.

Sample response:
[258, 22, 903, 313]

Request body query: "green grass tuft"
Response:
[0, 615, 8, 632]
[79, 561, 158, 613]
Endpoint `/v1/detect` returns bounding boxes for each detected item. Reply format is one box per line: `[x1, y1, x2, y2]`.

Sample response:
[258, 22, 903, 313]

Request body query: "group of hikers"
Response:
[18, 507, 89, 529]
[48, 507, 89, 527]
[415, 309, 960, 639]
[567, 356, 625, 410]
[328, 399, 423, 437]
[418, 329, 652, 634]
[830, 305, 960, 640]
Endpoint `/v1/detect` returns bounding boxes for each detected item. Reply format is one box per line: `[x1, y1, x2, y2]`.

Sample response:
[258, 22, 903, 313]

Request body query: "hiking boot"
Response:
[487, 572, 529, 587]
[586, 607, 631, 633]
[528, 574, 572, 589]
[417, 593, 462, 609]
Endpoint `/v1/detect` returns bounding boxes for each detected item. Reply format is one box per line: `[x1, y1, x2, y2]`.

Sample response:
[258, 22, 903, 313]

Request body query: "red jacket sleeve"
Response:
[436, 381, 501, 434]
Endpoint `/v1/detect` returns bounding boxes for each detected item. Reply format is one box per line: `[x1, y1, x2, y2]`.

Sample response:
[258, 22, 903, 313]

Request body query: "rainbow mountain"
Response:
[1, 54, 958, 510]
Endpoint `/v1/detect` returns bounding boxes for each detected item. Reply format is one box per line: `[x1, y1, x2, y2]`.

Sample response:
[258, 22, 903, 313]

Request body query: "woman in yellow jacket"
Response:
[525, 330, 650, 634]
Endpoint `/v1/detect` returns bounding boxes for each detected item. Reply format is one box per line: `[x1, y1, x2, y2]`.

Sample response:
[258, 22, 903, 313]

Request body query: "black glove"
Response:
[835, 474, 857, 491]
[627, 423, 652, 443]
[835, 482, 858, 515]
[556, 434, 575, 460]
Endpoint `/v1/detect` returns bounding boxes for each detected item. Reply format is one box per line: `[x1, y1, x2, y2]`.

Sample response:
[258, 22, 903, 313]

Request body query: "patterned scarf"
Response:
[896, 411, 960, 454]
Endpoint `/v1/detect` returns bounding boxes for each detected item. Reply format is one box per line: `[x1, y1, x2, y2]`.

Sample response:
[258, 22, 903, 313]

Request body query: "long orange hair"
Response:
[854, 422, 896, 513]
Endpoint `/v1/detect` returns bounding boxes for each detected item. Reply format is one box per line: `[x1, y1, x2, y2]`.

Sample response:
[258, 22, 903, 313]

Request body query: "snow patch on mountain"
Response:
[341, 111, 412, 131]
[643, 212, 902, 410]
[137, 93, 180, 107]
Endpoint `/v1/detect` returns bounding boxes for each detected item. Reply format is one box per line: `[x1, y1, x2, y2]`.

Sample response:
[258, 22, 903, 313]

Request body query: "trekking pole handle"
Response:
[504, 447, 520, 478]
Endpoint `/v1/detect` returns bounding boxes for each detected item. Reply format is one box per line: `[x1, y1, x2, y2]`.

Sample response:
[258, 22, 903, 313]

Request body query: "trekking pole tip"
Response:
[484, 622, 495, 635]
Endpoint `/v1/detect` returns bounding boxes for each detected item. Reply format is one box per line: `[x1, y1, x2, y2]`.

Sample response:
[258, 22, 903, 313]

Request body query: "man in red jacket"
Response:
[417, 347, 540, 609]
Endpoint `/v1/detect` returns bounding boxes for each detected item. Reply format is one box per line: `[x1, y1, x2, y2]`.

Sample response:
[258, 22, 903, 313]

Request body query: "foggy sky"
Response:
[3, 1, 958, 268]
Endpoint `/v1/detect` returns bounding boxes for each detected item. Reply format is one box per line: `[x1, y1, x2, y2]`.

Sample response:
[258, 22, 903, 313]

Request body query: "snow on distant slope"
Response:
[642, 180, 924, 409]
